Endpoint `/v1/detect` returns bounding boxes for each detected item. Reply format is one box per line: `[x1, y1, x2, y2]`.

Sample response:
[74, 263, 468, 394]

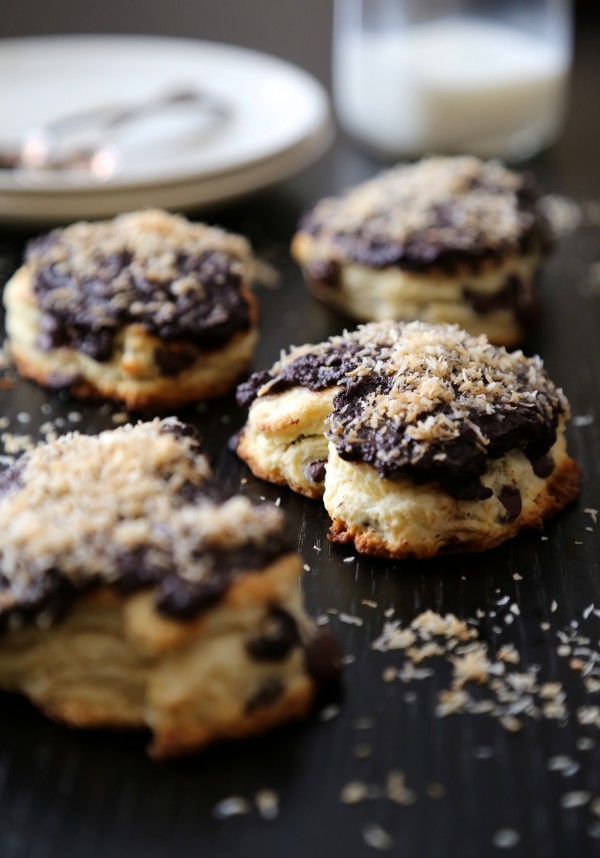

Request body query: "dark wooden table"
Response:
[1, 6, 600, 858]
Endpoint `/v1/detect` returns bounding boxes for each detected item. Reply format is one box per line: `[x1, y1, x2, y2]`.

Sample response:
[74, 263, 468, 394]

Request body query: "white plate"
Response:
[0, 35, 333, 224]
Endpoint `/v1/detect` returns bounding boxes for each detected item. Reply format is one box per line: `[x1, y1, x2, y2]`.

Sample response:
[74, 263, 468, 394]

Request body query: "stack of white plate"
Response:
[0, 35, 333, 226]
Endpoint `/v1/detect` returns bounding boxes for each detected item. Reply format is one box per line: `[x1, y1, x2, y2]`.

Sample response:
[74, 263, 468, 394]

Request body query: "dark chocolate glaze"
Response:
[237, 348, 359, 410]
[331, 379, 560, 500]
[238, 335, 565, 500]
[0, 569, 83, 631]
[27, 235, 251, 365]
[0, 422, 294, 628]
[300, 169, 550, 273]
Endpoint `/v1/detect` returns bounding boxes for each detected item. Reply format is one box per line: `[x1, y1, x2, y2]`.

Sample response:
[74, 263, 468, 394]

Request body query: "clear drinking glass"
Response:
[333, 0, 572, 160]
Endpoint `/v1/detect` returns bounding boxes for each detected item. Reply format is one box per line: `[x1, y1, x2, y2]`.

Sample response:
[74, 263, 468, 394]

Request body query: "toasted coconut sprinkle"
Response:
[302, 156, 544, 262]
[251, 321, 568, 483]
[0, 419, 288, 620]
[28, 209, 263, 299]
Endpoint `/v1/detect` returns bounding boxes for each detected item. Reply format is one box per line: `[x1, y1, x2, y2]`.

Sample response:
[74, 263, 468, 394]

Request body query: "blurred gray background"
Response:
[1, 0, 333, 86]
[2, 1, 598, 194]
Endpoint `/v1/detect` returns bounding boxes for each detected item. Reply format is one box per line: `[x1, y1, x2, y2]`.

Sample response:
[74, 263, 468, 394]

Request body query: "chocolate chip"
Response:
[531, 453, 555, 479]
[304, 631, 343, 685]
[305, 459, 327, 483]
[246, 608, 300, 661]
[154, 345, 197, 376]
[498, 485, 522, 520]
[244, 678, 284, 714]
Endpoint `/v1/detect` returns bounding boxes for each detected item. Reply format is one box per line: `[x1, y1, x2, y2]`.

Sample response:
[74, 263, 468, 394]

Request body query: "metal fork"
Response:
[0, 87, 230, 179]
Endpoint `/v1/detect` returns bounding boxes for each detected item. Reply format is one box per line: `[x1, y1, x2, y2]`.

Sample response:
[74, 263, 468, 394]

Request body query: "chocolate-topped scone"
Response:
[292, 156, 550, 347]
[237, 321, 579, 558]
[0, 419, 341, 757]
[4, 209, 264, 409]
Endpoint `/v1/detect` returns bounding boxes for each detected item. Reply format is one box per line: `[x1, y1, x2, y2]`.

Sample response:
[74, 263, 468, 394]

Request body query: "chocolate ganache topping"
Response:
[0, 419, 293, 628]
[26, 210, 261, 362]
[238, 321, 569, 500]
[299, 156, 550, 272]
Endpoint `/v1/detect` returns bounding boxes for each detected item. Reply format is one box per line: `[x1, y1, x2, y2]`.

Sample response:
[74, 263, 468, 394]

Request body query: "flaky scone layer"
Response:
[4, 265, 257, 410]
[293, 232, 539, 347]
[237, 386, 335, 498]
[324, 424, 580, 559]
[0, 555, 329, 758]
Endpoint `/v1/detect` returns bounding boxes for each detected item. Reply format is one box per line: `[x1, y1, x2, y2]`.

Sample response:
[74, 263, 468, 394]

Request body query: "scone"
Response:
[291, 156, 550, 347]
[4, 209, 264, 409]
[237, 321, 580, 558]
[0, 419, 341, 757]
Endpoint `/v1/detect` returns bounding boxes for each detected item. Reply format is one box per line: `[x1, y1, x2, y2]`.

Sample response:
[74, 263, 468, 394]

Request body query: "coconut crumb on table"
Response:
[572, 415, 594, 428]
[212, 796, 251, 820]
[368, 604, 600, 748]
[255, 789, 279, 820]
[362, 823, 395, 851]
[339, 613, 364, 627]
[492, 828, 521, 849]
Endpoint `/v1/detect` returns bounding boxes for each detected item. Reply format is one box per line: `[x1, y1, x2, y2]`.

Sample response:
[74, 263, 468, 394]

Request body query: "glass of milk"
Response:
[333, 0, 572, 160]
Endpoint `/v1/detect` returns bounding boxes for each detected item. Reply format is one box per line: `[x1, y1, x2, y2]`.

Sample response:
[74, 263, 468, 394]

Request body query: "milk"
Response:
[334, 17, 569, 158]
